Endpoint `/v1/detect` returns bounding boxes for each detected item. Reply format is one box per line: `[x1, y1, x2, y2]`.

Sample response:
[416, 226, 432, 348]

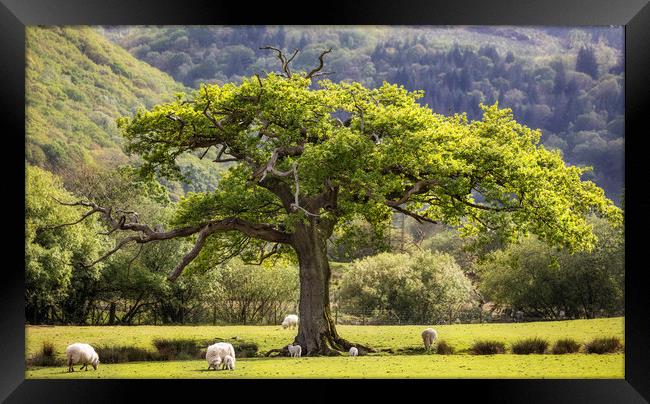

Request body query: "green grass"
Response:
[26, 317, 624, 360]
[25, 317, 624, 378]
[26, 354, 623, 379]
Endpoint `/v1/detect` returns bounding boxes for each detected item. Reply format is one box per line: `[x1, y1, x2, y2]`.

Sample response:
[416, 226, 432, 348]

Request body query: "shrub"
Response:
[154, 337, 259, 360]
[512, 338, 549, 354]
[95, 346, 161, 363]
[585, 337, 622, 354]
[551, 338, 581, 354]
[470, 340, 506, 355]
[27, 341, 65, 367]
[153, 338, 201, 360]
[436, 340, 455, 355]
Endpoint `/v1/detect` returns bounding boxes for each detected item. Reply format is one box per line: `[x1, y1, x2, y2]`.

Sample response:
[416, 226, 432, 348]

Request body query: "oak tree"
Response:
[61, 48, 621, 355]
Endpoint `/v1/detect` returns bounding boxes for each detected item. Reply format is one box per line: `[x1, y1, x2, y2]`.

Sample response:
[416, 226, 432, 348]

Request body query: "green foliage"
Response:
[328, 217, 391, 262]
[470, 340, 506, 355]
[26, 26, 186, 172]
[477, 216, 624, 319]
[25, 165, 109, 324]
[205, 258, 299, 325]
[107, 26, 624, 202]
[26, 26, 223, 201]
[511, 337, 549, 354]
[337, 251, 474, 323]
[584, 337, 622, 354]
[551, 338, 581, 354]
[120, 70, 621, 257]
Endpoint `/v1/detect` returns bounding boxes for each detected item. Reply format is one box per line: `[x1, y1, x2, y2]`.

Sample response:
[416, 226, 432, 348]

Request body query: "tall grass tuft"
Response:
[95, 345, 161, 363]
[470, 340, 506, 355]
[551, 338, 581, 354]
[584, 337, 622, 354]
[436, 340, 455, 355]
[27, 341, 65, 367]
[153, 338, 201, 360]
[511, 337, 549, 354]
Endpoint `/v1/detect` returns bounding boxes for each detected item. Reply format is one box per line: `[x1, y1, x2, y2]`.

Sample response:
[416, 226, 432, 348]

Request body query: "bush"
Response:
[436, 340, 455, 355]
[551, 338, 581, 354]
[153, 338, 201, 360]
[585, 337, 622, 354]
[154, 337, 259, 360]
[27, 341, 65, 367]
[470, 340, 506, 355]
[95, 346, 161, 363]
[512, 338, 549, 354]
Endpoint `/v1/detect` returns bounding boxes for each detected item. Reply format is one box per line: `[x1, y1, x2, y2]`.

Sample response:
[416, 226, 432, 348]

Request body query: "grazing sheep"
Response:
[65, 343, 99, 372]
[349, 347, 359, 357]
[223, 355, 236, 370]
[206, 342, 236, 370]
[282, 314, 299, 329]
[287, 344, 302, 357]
[421, 328, 438, 351]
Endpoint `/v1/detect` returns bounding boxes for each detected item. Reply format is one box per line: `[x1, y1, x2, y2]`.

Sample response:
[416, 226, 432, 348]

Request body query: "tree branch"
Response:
[387, 204, 438, 224]
[306, 48, 332, 79]
[260, 46, 296, 78]
[53, 199, 293, 281]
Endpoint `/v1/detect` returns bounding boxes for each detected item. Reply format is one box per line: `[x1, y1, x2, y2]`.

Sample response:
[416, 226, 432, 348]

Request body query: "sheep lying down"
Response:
[206, 342, 236, 371]
[66, 343, 99, 372]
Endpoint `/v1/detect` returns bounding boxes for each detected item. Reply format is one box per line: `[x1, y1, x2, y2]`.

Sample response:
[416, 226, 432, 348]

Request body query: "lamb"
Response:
[349, 347, 359, 357]
[287, 344, 302, 357]
[281, 314, 299, 329]
[223, 355, 236, 370]
[65, 343, 99, 372]
[421, 328, 438, 351]
[206, 342, 236, 370]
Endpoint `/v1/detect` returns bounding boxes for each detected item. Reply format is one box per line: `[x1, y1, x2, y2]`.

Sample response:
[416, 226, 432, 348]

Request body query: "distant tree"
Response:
[208, 258, 299, 325]
[338, 251, 474, 324]
[576, 46, 599, 80]
[477, 216, 624, 319]
[25, 166, 108, 324]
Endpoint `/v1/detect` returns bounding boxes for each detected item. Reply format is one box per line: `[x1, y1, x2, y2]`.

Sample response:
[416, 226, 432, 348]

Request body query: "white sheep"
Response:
[421, 328, 438, 351]
[287, 344, 302, 357]
[349, 347, 359, 357]
[206, 342, 236, 370]
[281, 314, 299, 329]
[65, 343, 99, 372]
[223, 355, 235, 370]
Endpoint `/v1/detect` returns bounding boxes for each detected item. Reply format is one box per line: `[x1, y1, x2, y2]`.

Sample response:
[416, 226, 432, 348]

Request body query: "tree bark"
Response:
[291, 222, 374, 356]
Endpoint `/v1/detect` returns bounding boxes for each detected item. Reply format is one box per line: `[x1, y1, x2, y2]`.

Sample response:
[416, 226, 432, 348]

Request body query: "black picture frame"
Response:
[2, 0, 648, 402]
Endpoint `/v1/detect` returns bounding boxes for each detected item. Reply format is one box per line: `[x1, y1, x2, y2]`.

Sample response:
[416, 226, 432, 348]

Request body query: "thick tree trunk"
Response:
[292, 222, 374, 356]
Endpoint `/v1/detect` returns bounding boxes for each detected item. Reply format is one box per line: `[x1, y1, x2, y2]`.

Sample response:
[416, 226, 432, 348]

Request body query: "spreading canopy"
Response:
[109, 59, 621, 281]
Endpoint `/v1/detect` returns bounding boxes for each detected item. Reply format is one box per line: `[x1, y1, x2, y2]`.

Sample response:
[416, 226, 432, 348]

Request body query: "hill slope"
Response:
[101, 26, 624, 203]
[26, 26, 225, 198]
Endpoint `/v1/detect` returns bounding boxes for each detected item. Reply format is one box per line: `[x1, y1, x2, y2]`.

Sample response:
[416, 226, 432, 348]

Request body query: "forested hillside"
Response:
[26, 27, 225, 199]
[102, 26, 624, 203]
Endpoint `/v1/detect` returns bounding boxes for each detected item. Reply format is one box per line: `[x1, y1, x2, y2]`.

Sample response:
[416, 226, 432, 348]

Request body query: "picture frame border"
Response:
[2, 0, 648, 401]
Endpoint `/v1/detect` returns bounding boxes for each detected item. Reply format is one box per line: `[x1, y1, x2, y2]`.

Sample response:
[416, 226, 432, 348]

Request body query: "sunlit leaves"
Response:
[119, 71, 621, 253]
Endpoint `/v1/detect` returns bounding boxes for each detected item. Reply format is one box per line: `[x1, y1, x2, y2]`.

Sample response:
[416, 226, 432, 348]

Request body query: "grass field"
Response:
[25, 317, 624, 379]
[26, 354, 623, 379]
